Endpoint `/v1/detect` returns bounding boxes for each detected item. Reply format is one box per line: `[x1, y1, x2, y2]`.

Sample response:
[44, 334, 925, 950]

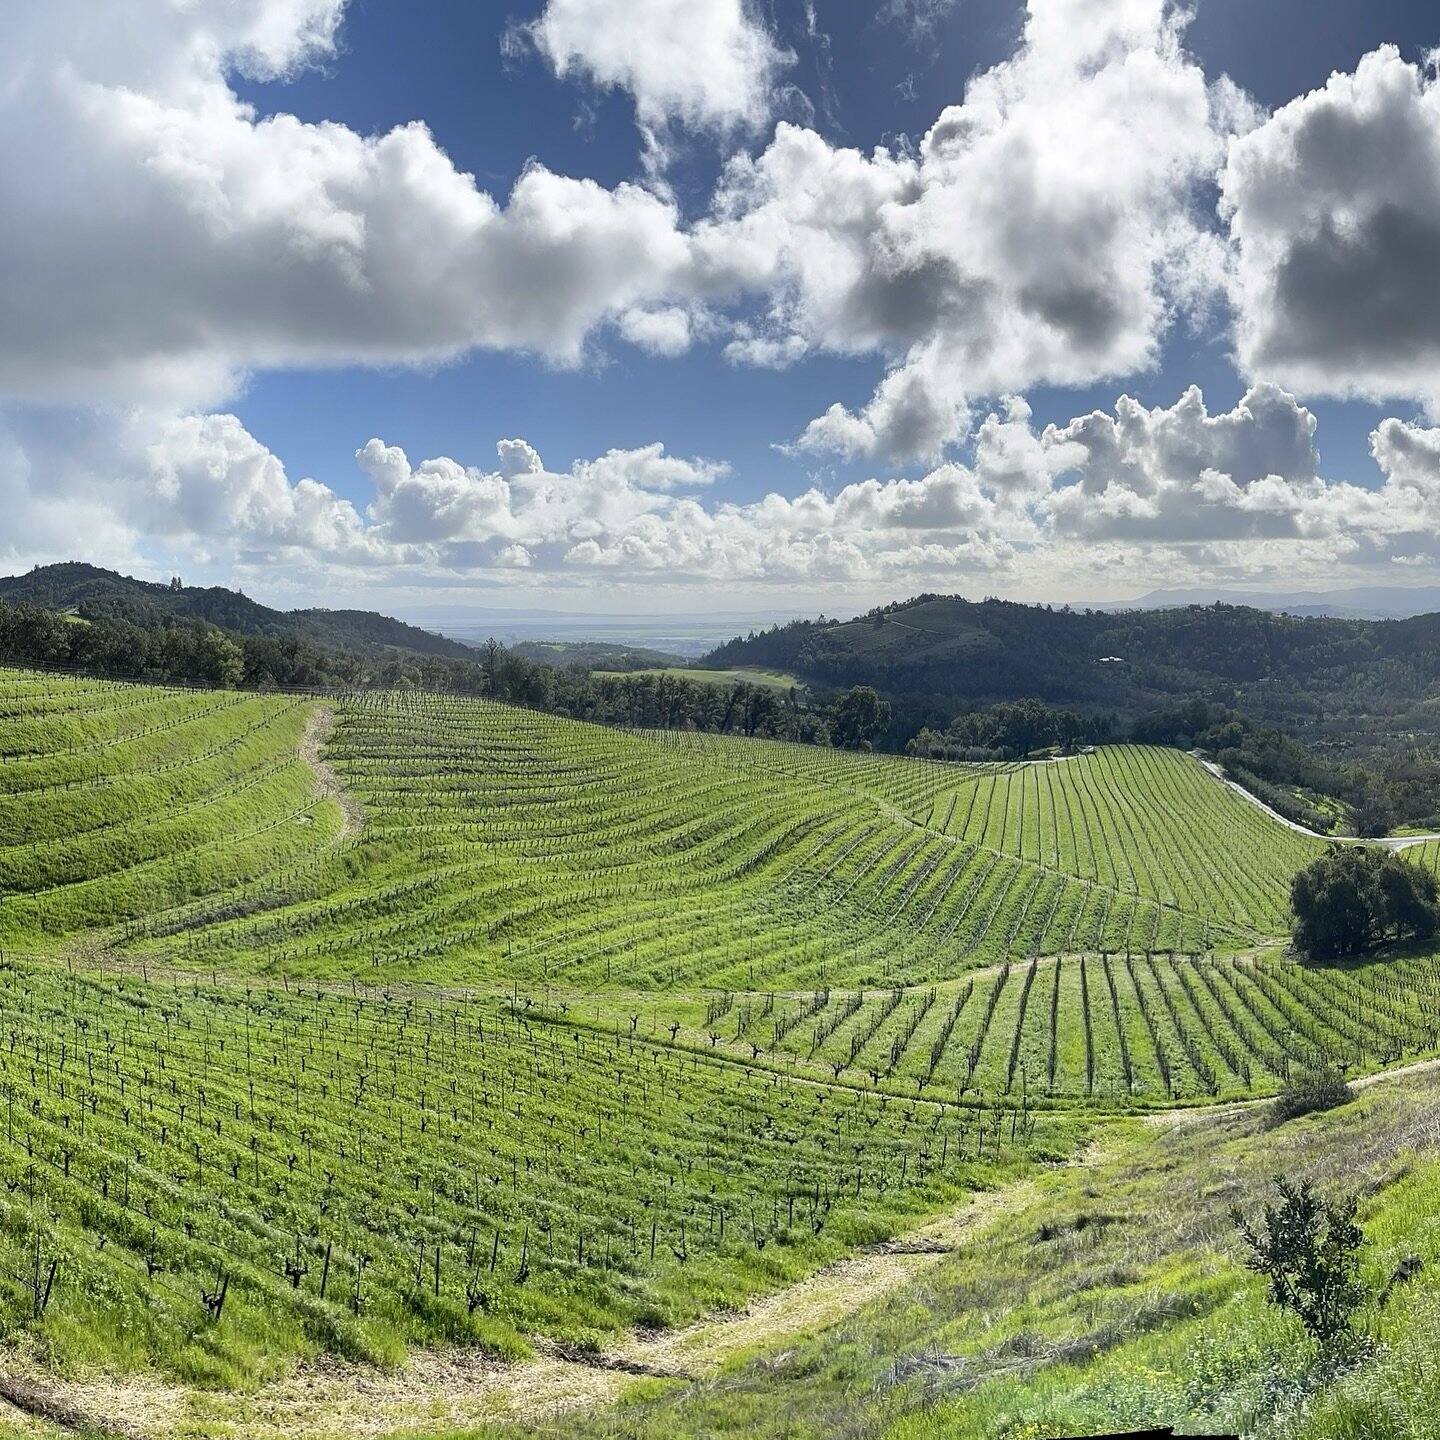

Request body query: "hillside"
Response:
[703, 594, 1440, 751]
[507, 638, 688, 669]
[0, 562, 478, 660]
[541, 1064, 1440, 1440]
[6, 666, 1440, 1437]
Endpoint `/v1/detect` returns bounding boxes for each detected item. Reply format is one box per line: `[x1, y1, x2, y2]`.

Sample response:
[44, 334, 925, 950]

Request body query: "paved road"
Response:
[1190, 752, 1440, 849]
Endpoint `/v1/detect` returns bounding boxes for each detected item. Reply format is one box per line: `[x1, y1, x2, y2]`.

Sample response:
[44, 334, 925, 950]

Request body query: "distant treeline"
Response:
[704, 594, 1440, 726]
[906, 698, 1120, 762]
[0, 601, 889, 749]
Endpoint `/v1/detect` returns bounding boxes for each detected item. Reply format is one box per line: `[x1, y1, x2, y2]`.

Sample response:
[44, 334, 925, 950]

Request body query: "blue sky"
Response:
[4, 0, 1440, 618]
[230, 0, 1411, 504]
[229, 1, 1025, 509]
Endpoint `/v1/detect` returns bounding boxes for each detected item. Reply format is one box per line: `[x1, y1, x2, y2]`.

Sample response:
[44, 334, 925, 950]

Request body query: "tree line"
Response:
[0, 600, 893, 750]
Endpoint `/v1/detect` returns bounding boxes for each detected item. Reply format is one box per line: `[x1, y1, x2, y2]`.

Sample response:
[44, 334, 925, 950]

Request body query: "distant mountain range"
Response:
[14, 565, 1440, 759]
[1115, 585, 1440, 620]
[0, 563, 478, 660]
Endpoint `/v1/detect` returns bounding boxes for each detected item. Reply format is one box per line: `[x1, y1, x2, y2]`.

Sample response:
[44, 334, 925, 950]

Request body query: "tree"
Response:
[1054, 709, 1085, 752]
[989, 698, 1055, 758]
[1352, 790, 1396, 839]
[481, 638, 502, 697]
[1291, 846, 1440, 960]
[831, 686, 890, 750]
[188, 621, 244, 688]
[1232, 1177, 1365, 1350]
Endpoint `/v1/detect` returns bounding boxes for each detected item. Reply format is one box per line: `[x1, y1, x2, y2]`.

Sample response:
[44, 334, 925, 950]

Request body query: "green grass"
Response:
[0, 673, 336, 941]
[592, 666, 802, 691]
[9, 666, 1440, 1433]
[516, 1068, 1440, 1440]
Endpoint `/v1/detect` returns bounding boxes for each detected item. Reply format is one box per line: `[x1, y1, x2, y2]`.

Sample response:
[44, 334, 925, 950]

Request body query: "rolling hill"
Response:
[4, 665, 1440, 1437]
[0, 562, 479, 660]
[702, 593, 1440, 749]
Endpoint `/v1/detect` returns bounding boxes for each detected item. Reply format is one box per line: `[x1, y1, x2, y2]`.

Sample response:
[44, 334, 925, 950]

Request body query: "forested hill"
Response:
[704, 595, 1440, 739]
[0, 563, 477, 660]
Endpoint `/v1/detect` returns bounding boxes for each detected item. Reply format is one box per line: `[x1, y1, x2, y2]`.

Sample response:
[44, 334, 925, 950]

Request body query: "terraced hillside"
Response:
[0, 673, 339, 940]
[5, 665, 1440, 1427]
[922, 747, 1321, 933]
[120, 698, 1313, 988]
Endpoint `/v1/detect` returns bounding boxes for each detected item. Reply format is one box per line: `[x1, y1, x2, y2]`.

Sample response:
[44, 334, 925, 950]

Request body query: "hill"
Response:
[507, 638, 688, 669]
[703, 593, 1440, 753]
[0, 562, 478, 660]
[7, 666, 1440, 1436]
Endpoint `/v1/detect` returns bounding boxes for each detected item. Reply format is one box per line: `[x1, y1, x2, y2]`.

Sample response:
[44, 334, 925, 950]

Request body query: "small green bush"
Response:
[1232, 1176, 1366, 1351]
[1270, 1062, 1355, 1125]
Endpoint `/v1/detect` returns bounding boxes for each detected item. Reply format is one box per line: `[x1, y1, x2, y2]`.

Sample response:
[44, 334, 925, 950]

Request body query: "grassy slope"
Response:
[0, 959, 1074, 1387]
[8, 667, 1440, 1431]
[117, 696, 1263, 989]
[0, 672, 1080, 1388]
[519, 1067, 1440, 1440]
[0, 672, 339, 941]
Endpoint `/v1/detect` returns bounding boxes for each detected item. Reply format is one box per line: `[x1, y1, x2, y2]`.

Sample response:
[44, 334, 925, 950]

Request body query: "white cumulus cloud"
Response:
[0, 0, 706, 408]
[1224, 45, 1440, 407]
[524, 0, 792, 144]
[705, 0, 1239, 462]
[9, 386, 1440, 598]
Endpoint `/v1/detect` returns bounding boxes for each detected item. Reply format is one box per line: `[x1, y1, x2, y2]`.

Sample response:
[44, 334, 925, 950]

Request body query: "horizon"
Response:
[16, 561, 1440, 643]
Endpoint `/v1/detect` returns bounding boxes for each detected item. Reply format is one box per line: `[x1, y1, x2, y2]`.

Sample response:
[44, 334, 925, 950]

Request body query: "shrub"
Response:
[1290, 845, 1440, 961]
[1270, 1062, 1355, 1125]
[1232, 1176, 1366, 1351]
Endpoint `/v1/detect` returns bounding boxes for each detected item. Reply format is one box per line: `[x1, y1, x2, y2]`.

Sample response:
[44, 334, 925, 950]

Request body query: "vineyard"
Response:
[3, 665, 1440, 1416]
[0, 675, 338, 940]
[0, 958, 1069, 1382]
[923, 747, 1322, 934]
[111, 696, 1316, 986]
[602, 949, 1440, 1103]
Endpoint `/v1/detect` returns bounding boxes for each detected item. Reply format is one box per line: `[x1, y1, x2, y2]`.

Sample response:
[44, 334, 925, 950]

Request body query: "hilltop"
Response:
[703, 593, 1440, 747]
[0, 562, 478, 661]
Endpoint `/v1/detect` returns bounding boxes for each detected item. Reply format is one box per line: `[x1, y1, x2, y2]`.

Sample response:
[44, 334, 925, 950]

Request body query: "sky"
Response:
[4, 0, 1440, 621]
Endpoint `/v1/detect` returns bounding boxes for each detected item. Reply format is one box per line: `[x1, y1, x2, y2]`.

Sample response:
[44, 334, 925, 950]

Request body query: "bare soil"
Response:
[300, 706, 365, 842]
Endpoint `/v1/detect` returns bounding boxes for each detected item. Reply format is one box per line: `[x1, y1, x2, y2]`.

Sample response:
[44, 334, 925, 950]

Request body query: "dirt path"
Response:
[0, 1178, 1040, 1439]
[1351, 1055, 1440, 1090]
[243, 1178, 1036, 1438]
[606, 1177, 1033, 1378]
[1151, 1052, 1440, 1133]
[300, 706, 364, 843]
